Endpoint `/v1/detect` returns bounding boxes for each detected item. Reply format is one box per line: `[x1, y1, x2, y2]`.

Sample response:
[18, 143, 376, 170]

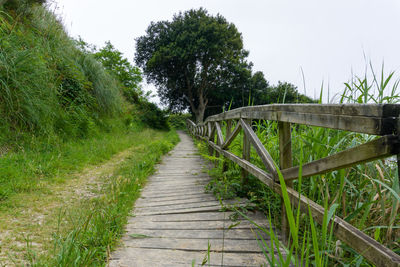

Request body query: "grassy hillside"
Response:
[0, 3, 179, 265]
[0, 1, 124, 144]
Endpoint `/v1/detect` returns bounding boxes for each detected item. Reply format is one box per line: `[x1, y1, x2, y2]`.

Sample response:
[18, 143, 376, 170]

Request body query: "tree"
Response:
[135, 8, 249, 123]
[95, 41, 143, 103]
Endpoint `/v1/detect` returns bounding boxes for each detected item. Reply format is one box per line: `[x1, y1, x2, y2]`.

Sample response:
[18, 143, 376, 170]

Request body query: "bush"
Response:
[135, 101, 169, 130]
[167, 113, 192, 129]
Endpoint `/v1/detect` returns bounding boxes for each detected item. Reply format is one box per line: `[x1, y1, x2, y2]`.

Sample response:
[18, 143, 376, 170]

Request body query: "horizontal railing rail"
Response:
[187, 103, 400, 267]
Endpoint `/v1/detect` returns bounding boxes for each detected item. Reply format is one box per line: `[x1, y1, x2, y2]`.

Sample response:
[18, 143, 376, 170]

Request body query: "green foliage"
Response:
[135, 8, 250, 123]
[0, 5, 123, 141]
[0, 117, 142, 202]
[135, 101, 169, 130]
[194, 68, 400, 265]
[29, 130, 179, 266]
[1, 0, 45, 12]
[94, 41, 143, 104]
[206, 71, 315, 117]
[167, 113, 192, 129]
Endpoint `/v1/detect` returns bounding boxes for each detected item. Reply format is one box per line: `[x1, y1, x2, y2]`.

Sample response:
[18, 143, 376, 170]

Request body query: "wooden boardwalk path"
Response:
[109, 132, 283, 267]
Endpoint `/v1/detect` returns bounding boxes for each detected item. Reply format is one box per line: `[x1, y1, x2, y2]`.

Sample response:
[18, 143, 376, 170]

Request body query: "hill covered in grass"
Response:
[0, 0, 167, 146]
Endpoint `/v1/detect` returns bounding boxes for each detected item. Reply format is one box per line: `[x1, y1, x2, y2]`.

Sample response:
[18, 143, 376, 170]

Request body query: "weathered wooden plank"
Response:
[135, 200, 225, 213]
[208, 138, 400, 267]
[204, 104, 400, 135]
[135, 197, 218, 208]
[222, 120, 241, 149]
[123, 237, 267, 253]
[279, 121, 293, 244]
[207, 104, 400, 120]
[241, 119, 278, 179]
[130, 211, 266, 223]
[136, 197, 216, 207]
[284, 186, 400, 267]
[282, 135, 400, 180]
[110, 248, 269, 267]
[128, 219, 268, 231]
[208, 141, 274, 188]
[124, 228, 273, 240]
[140, 192, 208, 199]
[110, 131, 285, 267]
[241, 110, 388, 135]
[130, 211, 235, 222]
[215, 122, 224, 146]
[241, 119, 251, 184]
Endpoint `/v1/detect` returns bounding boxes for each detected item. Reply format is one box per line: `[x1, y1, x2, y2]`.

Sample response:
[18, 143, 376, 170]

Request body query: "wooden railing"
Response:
[187, 104, 400, 267]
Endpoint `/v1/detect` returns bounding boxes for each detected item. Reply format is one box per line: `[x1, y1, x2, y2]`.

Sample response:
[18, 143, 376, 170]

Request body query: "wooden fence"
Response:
[187, 104, 400, 267]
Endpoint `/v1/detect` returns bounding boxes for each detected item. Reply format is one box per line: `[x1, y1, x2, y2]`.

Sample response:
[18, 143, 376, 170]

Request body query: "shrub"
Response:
[167, 113, 192, 129]
[135, 101, 169, 130]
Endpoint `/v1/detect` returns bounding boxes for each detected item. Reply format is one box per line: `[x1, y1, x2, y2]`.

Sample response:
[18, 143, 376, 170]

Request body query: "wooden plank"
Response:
[209, 139, 400, 267]
[111, 131, 286, 267]
[110, 248, 269, 267]
[131, 211, 266, 223]
[241, 119, 251, 184]
[278, 121, 293, 244]
[123, 237, 267, 253]
[282, 135, 400, 180]
[240, 119, 278, 179]
[241, 110, 388, 135]
[130, 212, 235, 222]
[135, 200, 225, 213]
[124, 228, 273, 240]
[135, 196, 217, 206]
[215, 122, 224, 146]
[284, 186, 400, 267]
[207, 104, 400, 120]
[222, 120, 241, 149]
[223, 120, 232, 172]
[204, 104, 400, 135]
[128, 219, 268, 231]
[208, 141, 274, 188]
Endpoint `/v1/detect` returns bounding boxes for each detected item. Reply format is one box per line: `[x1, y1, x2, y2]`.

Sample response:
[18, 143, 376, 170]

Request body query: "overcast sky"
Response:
[50, 0, 400, 103]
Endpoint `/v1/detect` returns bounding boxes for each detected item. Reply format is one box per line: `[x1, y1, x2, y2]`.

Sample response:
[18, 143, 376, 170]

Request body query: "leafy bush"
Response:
[167, 113, 192, 129]
[135, 101, 169, 130]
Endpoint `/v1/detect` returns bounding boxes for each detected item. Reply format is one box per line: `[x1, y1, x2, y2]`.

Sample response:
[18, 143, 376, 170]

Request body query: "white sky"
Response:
[50, 0, 400, 103]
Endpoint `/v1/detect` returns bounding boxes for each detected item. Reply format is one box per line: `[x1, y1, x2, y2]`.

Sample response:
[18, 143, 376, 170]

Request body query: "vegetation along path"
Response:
[109, 132, 284, 266]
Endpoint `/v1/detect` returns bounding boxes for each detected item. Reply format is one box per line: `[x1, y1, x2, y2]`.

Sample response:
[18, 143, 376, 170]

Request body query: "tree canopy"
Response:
[135, 8, 249, 123]
[94, 41, 143, 103]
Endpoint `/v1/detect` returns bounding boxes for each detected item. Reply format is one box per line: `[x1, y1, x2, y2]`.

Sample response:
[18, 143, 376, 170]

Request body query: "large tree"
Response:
[135, 8, 249, 122]
[95, 41, 143, 103]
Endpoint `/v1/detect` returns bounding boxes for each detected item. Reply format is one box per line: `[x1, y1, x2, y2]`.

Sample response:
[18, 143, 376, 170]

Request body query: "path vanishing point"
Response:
[109, 132, 285, 267]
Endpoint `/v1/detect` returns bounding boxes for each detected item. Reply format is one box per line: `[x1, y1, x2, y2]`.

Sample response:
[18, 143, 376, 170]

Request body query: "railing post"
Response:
[241, 119, 251, 186]
[278, 121, 293, 244]
[223, 120, 232, 172]
[208, 122, 214, 156]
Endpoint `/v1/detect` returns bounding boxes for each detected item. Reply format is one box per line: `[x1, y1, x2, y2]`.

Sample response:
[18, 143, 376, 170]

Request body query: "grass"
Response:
[195, 64, 400, 266]
[0, 4, 124, 141]
[0, 123, 179, 265]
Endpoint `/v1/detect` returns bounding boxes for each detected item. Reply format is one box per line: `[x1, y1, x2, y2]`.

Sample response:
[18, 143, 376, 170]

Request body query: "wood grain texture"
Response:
[282, 135, 400, 180]
[204, 103, 400, 135]
[109, 132, 285, 267]
[202, 129, 400, 267]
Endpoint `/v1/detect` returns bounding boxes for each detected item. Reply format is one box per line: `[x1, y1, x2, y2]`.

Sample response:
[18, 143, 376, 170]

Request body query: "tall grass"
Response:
[198, 65, 400, 265]
[21, 129, 179, 266]
[0, 4, 123, 142]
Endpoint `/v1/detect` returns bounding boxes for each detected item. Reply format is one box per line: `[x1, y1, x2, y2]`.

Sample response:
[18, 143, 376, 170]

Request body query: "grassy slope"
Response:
[0, 125, 179, 265]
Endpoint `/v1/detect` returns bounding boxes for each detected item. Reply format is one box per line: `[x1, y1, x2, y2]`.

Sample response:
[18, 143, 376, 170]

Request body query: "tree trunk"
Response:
[195, 104, 206, 124]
